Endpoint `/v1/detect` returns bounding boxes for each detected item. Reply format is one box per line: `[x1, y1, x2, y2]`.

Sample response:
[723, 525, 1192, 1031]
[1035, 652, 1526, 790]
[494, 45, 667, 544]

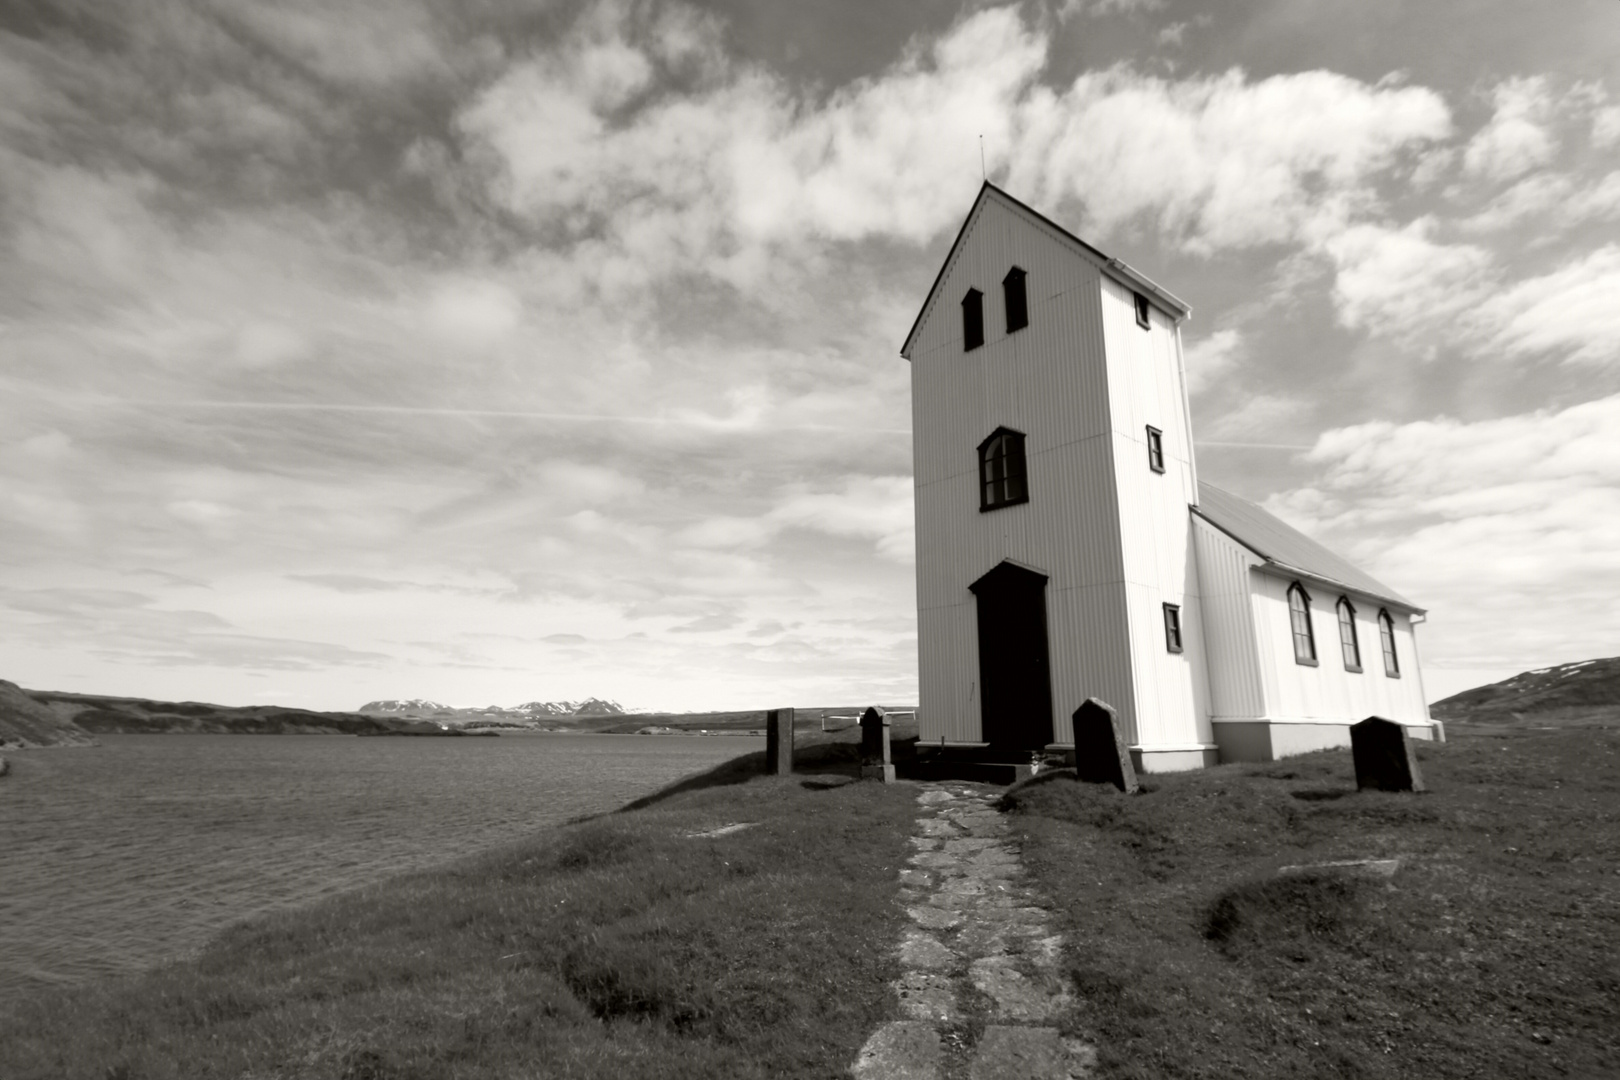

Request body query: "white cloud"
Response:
[1462, 76, 1558, 183]
[1018, 68, 1451, 253]
[1183, 328, 1242, 395]
[1201, 392, 1306, 442]
[1594, 104, 1620, 148]
[768, 475, 915, 561]
[459, 5, 1454, 290]
[1318, 217, 1493, 334]
[1269, 395, 1620, 669]
[1472, 245, 1620, 366]
[424, 279, 523, 349]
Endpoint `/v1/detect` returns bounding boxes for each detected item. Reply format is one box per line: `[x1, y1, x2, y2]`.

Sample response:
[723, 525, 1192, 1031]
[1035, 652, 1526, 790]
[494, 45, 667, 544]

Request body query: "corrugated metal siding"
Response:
[911, 197, 1135, 745]
[1249, 572, 1432, 725]
[1096, 276, 1207, 749]
[1192, 516, 1267, 718]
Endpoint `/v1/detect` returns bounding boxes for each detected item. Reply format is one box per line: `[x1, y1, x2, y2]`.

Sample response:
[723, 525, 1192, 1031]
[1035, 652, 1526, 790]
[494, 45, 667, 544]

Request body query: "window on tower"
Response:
[978, 427, 1028, 511]
[962, 288, 984, 351]
[1003, 267, 1028, 333]
[1146, 426, 1165, 472]
[1134, 291, 1151, 329]
[1162, 603, 1183, 653]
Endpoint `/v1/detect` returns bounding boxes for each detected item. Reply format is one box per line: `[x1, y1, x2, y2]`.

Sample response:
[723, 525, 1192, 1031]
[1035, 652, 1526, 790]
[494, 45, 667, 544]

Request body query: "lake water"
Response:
[0, 732, 759, 1008]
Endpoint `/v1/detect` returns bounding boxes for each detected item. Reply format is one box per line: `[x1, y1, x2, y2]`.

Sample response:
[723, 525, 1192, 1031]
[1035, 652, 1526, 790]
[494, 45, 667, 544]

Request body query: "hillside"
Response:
[25, 689, 404, 736]
[1432, 656, 1620, 724]
[0, 680, 97, 748]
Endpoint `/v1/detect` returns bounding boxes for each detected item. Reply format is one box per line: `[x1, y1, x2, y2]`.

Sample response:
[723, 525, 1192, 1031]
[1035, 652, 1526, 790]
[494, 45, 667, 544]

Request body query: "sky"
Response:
[2, 0, 1618, 713]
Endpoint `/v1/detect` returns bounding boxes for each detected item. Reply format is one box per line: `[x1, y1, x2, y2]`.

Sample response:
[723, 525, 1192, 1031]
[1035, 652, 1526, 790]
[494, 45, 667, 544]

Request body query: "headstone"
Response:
[766, 707, 795, 775]
[1071, 698, 1138, 793]
[1351, 716, 1425, 792]
[860, 706, 895, 783]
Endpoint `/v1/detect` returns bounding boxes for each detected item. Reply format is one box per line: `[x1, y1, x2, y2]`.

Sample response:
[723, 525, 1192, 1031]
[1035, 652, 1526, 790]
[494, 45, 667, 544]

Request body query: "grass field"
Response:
[1006, 720, 1620, 1079]
[0, 737, 918, 1080]
[2, 720, 1615, 1078]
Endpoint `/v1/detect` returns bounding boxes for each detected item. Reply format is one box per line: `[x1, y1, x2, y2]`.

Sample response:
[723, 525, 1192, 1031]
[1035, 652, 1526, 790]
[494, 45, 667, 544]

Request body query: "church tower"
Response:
[901, 183, 1218, 771]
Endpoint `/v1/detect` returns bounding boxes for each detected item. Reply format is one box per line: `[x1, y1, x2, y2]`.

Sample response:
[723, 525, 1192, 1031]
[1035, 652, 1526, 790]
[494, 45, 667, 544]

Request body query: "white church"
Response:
[902, 183, 1439, 772]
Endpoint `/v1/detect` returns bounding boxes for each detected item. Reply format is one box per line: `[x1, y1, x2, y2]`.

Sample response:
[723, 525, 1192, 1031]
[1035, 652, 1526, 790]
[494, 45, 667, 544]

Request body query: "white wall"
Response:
[1097, 276, 1211, 751]
[1248, 571, 1432, 726]
[1191, 515, 1267, 719]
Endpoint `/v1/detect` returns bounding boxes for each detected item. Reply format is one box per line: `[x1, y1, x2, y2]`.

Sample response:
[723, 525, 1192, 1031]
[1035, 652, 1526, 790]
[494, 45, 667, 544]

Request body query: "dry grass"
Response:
[0, 739, 917, 1080]
[1004, 725, 1620, 1079]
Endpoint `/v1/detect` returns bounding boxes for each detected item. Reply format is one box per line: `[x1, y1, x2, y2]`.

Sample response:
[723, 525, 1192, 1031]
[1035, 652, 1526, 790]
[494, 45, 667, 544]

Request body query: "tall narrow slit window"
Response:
[1003, 267, 1028, 333]
[962, 288, 984, 351]
[1288, 582, 1317, 666]
[1146, 426, 1165, 473]
[1337, 597, 1362, 672]
[978, 427, 1028, 512]
[1134, 291, 1151, 329]
[1162, 603, 1183, 653]
[1379, 609, 1401, 677]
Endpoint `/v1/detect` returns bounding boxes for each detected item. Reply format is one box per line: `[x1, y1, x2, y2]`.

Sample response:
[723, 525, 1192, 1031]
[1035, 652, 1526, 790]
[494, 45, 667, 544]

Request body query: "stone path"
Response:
[851, 783, 1098, 1079]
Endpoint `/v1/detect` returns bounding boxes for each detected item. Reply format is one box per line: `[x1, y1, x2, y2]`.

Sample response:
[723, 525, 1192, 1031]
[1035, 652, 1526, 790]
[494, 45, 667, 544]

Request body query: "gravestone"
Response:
[766, 707, 795, 775]
[1351, 716, 1425, 792]
[1071, 698, 1138, 794]
[860, 706, 895, 783]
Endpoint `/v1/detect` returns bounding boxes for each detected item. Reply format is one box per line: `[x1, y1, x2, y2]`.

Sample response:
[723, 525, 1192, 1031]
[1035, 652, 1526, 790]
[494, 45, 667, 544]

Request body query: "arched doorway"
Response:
[969, 560, 1055, 752]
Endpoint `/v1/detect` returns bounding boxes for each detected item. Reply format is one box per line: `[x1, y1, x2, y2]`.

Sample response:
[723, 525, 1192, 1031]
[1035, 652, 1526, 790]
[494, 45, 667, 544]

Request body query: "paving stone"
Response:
[899, 929, 957, 970]
[942, 836, 1005, 854]
[907, 905, 962, 930]
[971, 956, 1074, 1022]
[916, 816, 962, 837]
[917, 790, 957, 805]
[894, 971, 960, 1022]
[910, 835, 943, 850]
[909, 850, 962, 871]
[968, 1026, 1098, 1080]
[851, 1021, 943, 1080]
[898, 868, 932, 889]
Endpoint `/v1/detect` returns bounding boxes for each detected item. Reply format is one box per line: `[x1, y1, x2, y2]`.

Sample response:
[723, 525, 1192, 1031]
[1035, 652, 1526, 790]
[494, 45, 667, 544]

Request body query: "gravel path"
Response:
[850, 782, 1098, 1079]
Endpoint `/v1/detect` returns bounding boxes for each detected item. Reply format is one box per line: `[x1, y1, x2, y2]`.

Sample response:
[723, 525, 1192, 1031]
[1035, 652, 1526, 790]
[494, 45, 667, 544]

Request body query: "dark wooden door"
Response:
[970, 561, 1055, 752]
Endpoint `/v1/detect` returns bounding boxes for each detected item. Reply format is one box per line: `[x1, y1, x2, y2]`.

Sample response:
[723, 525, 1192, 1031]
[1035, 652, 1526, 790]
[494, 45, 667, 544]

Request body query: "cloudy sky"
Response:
[3, 0, 1617, 713]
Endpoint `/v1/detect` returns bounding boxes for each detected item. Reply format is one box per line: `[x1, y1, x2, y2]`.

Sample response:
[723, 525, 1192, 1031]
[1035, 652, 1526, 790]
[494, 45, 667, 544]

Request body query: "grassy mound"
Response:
[0, 740, 917, 1080]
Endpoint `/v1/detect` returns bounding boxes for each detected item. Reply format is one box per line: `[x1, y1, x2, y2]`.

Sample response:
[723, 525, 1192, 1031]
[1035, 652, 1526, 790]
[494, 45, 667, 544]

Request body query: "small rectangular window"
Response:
[1134, 292, 1151, 329]
[1003, 268, 1028, 333]
[1162, 603, 1183, 653]
[962, 288, 984, 351]
[1146, 426, 1165, 473]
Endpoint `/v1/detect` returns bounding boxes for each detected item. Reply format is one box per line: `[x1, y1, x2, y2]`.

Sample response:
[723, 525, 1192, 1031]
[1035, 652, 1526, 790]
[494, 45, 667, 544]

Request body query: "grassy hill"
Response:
[0, 679, 97, 748]
[23, 688, 406, 736]
[1431, 656, 1620, 727]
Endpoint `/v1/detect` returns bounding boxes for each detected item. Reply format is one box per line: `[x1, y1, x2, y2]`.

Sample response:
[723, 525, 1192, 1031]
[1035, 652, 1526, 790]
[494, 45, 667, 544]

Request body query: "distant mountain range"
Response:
[358, 698, 626, 718]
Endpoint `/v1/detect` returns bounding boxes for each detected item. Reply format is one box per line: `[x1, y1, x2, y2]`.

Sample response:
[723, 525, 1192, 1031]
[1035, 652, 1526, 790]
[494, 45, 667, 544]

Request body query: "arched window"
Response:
[1379, 609, 1400, 677]
[978, 427, 1028, 511]
[1288, 583, 1317, 665]
[962, 288, 984, 351]
[1337, 597, 1362, 672]
[1003, 267, 1028, 333]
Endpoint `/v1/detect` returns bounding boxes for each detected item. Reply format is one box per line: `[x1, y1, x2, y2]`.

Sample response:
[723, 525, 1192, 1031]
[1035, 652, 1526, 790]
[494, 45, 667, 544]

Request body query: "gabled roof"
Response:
[899, 181, 1190, 359]
[1193, 482, 1423, 612]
